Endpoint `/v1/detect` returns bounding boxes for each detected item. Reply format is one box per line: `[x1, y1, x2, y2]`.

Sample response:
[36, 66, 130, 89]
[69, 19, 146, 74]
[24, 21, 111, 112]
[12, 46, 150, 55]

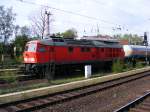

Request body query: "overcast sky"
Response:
[1, 0, 150, 37]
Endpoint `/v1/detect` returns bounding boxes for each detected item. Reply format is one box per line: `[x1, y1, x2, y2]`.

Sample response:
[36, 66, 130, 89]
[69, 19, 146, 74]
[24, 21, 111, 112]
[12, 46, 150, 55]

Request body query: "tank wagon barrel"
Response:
[123, 45, 150, 64]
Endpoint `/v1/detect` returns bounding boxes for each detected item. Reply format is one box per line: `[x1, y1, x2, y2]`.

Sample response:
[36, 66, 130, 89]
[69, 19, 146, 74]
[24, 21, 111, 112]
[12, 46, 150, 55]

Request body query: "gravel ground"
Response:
[35, 75, 150, 112]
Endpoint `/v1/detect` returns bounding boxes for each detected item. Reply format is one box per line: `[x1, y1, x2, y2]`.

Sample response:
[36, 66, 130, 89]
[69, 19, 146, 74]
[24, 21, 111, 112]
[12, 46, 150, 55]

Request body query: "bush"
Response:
[136, 62, 144, 68]
[123, 62, 133, 71]
[15, 55, 23, 63]
[112, 59, 124, 73]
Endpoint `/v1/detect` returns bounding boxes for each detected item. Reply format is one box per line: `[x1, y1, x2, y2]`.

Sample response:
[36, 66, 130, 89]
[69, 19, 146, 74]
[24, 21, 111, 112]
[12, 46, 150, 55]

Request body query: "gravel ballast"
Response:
[36, 75, 150, 112]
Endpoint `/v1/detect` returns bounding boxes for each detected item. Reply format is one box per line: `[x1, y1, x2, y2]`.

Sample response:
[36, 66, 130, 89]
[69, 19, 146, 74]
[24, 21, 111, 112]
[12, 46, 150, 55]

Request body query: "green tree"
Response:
[0, 43, 3, 54]
[62, 28, 77, 38]
[55, 32, 62, 37]
[0, 6, 16, 44]
[117, 34, 143, 45]
[20, 26, 31, 36]
[14, 26, 31, 53]
[0, 43, 3, 62]
[131, 34, 143, 45]
[0, 6, 16, 62]
[14, 25, 20, 37]
[13, 35, 30, 56]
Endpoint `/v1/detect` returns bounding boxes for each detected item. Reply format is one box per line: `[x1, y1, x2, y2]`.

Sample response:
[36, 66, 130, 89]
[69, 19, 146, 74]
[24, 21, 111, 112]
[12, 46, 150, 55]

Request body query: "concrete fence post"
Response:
[85, 65, 92, 78]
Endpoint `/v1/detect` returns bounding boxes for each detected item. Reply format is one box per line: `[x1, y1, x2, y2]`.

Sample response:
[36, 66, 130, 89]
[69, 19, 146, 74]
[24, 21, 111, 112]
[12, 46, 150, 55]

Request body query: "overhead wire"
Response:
[15, 0, 136, 35]
[16, 0, 119, 26]
[90, 0, 150, 33]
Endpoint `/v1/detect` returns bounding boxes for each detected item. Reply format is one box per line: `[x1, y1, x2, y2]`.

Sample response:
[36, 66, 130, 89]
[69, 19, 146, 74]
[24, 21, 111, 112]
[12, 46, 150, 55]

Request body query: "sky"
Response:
[1, 0, 150, 38]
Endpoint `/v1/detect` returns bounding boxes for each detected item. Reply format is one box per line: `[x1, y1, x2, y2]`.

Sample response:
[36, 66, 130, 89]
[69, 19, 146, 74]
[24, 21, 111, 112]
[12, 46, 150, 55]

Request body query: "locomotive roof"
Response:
[38, 38, 121, 48]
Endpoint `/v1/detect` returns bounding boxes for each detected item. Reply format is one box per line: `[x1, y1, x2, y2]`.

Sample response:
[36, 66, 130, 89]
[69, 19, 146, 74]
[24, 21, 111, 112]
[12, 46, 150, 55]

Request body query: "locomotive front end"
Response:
[23, 41, 37, 64]
[23, 40, 41, 75]
[23, 40, 52, 76]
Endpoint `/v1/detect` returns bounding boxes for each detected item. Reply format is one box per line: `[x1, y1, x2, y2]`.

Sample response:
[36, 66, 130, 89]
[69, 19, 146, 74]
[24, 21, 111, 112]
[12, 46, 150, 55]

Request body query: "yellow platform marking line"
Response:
[0, 66, 150, 105]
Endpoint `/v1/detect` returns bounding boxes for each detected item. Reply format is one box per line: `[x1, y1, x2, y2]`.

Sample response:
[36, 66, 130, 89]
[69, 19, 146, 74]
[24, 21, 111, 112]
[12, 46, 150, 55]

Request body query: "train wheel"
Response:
[25, 64, 30, 72]
[25, 64, 31, 75]
[45, 64, 50, 80]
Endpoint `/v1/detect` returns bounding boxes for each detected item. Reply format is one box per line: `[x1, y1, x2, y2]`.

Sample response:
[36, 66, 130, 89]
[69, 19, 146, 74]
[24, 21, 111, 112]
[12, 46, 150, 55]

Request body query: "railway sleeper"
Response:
[129, 108, 148, 112]
[1, 70, 150, 112]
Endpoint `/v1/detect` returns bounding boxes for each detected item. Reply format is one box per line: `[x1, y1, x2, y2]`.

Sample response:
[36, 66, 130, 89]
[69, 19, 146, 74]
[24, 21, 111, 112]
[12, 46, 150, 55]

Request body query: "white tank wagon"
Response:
[123, 45, 150, 58]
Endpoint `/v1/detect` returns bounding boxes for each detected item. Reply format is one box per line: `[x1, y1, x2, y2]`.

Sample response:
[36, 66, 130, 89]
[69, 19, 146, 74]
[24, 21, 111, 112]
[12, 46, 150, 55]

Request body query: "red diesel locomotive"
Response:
[23, 37, 124, 77]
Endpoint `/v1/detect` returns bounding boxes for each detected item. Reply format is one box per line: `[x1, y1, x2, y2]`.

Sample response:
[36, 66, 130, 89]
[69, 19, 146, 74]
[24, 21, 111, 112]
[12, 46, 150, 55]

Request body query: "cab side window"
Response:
[38, 45, 46, 52]
[68, 47, 74, 53]
[38, 47, 46, 52]
[81, 47, 91, 52]
[81, 47, 85, 52]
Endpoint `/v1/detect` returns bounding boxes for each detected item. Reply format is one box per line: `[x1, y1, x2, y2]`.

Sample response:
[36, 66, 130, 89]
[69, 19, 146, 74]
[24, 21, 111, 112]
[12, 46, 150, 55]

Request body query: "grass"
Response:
[112, 60, 124, 73]
[0, 71, 18, 83]
[0, 72, 108, 95]
[112, 60, 147, 73]
[135, 62, 146, 68]
[0, 83, 49, 95]
[0, 56, 22, 69]
[0, 76, 86, 95]
[51, 76, 85, 85]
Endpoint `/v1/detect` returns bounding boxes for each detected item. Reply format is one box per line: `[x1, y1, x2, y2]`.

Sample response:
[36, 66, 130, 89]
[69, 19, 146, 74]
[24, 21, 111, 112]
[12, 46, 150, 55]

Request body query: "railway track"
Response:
[114, 91, 150, 112]
[0, 74, 40, 85]
[0, 66, 25, 74]
[0, 70, 150, 112]
[0, 64, 24, 68]
[0, 66, 41, 84]
[0, 73, 35, 84]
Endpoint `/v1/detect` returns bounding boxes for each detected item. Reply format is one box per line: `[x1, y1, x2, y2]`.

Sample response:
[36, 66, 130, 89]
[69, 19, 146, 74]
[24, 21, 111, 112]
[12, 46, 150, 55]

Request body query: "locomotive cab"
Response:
[23, 40, 50, 64]
[23, 40, 48, 75]
[24, 42, 37, 63]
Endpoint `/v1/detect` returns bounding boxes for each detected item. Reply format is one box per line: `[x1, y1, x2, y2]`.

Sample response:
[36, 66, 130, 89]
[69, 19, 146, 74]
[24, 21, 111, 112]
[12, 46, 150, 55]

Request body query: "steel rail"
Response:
[0, 71, 150, 112]
[114, 91, 150, 112]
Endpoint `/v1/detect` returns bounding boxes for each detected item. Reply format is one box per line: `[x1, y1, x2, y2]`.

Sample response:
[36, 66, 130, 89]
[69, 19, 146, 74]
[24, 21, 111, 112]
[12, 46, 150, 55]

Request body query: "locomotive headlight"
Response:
[24, 58, 35, 62]
[123, 45, 132, 57]
[30, 58, 35, 62]
[24, 58, 28, 61]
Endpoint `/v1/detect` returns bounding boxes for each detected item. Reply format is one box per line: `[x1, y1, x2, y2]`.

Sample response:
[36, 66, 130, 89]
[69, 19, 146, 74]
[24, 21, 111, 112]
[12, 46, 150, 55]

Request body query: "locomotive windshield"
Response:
[25, 43, 37, 52]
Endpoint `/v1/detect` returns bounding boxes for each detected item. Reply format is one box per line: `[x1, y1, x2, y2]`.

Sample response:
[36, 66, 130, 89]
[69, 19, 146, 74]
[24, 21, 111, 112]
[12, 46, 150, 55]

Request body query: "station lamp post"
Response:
[144, 32, 148, 65]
